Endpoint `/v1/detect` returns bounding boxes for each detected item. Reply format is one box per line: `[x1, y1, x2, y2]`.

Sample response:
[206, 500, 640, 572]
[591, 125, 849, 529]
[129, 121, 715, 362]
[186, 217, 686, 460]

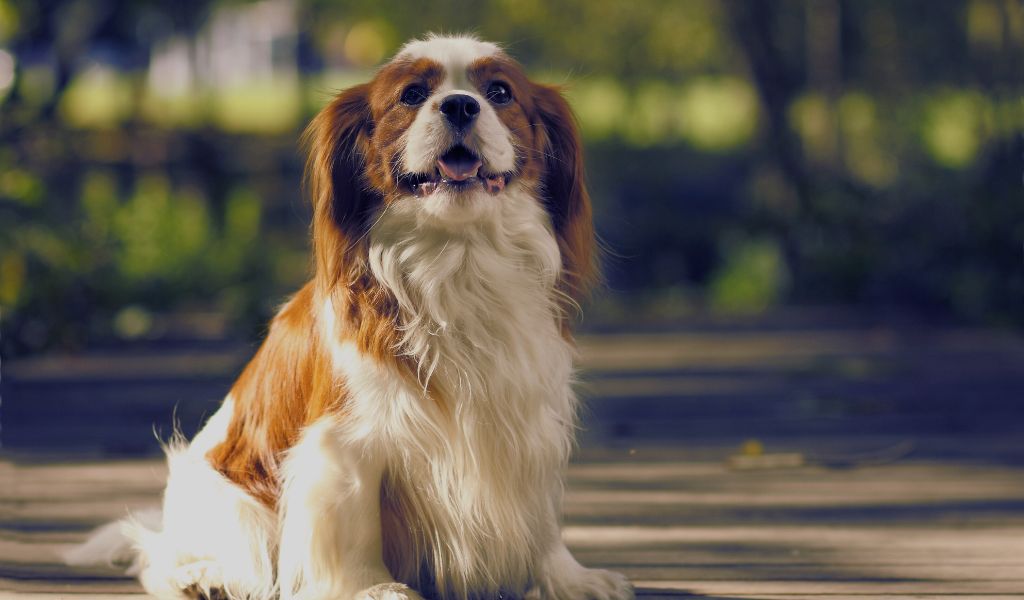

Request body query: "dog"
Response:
[66, 34, 633, 600]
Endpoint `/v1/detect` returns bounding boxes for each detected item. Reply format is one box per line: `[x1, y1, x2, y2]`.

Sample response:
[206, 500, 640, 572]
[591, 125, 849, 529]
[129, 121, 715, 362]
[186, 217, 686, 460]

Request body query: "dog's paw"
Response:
[182, 584, 229, 600]
[580, 568, 633, 600]
[354, 582, 425, 600]
[170, 560, 227, 599]
[528, 567, 634, 600]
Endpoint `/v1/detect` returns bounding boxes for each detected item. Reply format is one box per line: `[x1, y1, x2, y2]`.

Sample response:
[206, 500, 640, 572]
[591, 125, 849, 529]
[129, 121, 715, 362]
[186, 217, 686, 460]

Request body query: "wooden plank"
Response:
[634, 580, 1024, 595]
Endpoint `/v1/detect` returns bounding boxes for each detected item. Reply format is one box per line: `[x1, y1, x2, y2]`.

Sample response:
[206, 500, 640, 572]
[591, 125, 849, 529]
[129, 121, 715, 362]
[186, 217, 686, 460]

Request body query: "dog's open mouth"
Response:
[403, 145, 508, 198]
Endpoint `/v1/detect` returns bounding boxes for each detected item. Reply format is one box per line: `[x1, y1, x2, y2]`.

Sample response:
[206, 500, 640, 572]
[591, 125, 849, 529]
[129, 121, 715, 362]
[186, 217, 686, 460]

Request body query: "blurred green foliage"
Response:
[709, 238, 789, 315]
[1, 0, 1022, 355]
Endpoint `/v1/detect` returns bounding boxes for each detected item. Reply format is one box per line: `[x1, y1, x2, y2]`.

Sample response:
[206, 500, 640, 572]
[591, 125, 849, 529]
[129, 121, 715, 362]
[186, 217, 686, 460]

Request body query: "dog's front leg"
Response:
[528, 496, 634, 600]
[529, 543, 633, 600]
[277, 419, 421, 600]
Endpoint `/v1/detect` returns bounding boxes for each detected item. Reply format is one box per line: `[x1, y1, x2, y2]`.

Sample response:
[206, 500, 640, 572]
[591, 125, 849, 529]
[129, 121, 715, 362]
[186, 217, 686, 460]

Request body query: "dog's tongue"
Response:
[437, 148, 482, 182]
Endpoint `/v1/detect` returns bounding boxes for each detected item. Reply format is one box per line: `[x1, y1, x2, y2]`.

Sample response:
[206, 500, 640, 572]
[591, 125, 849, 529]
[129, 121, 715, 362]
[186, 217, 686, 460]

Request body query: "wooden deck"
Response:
[5, 450, 1024, 599]
[4, 316, 1024, 598]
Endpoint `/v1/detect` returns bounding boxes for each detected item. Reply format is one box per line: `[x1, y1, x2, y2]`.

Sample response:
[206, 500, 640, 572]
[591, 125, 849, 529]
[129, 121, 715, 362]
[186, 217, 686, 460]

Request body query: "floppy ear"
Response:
[303, 83, 376, 290]
[533, 83, 598, 311]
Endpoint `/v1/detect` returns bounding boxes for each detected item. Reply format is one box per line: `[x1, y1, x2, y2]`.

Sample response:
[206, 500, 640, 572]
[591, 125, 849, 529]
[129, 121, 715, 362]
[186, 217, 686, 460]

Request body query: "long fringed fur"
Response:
[360, 184, 577, 598]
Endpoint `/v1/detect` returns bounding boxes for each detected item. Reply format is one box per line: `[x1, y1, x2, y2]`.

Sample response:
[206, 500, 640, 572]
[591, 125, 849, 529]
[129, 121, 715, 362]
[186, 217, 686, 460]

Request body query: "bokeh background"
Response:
[2, 0, 1022, 358]
[4, 5, 1024, 592]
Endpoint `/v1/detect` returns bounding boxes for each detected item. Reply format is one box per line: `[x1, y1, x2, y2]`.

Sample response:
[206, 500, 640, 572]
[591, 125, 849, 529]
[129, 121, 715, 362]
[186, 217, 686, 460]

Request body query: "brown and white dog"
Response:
[66, 34, 632, 600]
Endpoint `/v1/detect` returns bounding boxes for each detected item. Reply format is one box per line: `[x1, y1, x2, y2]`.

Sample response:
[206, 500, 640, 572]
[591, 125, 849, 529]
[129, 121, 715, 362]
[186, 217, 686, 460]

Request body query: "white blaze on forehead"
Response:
[397, 35, 503, 84]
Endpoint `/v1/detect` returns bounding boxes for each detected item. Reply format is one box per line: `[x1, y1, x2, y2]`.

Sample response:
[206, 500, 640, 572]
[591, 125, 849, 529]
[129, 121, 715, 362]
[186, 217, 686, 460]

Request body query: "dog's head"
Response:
[305, 34, 595, 306]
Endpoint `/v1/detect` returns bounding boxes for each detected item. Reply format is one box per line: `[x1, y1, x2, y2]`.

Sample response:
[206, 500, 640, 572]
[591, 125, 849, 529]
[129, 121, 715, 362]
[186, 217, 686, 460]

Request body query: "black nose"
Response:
[440, 94, 480, 133]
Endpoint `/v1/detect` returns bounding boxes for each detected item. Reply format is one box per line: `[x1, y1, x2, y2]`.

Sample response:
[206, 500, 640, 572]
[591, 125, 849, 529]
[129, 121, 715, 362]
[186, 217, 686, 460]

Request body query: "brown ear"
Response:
[303, 84, 376, 290]
[533, 83, 598, 311]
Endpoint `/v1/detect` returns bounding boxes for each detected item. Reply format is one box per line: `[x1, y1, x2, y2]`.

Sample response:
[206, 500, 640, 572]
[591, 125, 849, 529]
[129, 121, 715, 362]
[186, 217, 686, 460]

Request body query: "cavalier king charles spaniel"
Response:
[67, 34, 633, 600]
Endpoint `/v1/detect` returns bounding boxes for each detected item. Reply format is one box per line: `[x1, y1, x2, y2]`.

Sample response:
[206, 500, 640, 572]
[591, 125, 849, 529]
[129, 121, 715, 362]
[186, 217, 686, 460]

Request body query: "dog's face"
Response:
[374, 38, 522, 222]
[306, 35, 595, 303]
[349, 37, 546, 224]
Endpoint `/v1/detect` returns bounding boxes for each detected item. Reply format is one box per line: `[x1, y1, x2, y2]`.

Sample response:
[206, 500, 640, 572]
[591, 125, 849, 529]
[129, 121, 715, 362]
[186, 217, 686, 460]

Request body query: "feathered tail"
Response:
[62, 507, 162, 576]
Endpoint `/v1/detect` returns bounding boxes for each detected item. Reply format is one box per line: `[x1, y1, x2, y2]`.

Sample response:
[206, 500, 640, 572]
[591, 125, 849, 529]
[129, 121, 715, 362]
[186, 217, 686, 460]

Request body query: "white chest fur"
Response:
[325, 188, 577, 597]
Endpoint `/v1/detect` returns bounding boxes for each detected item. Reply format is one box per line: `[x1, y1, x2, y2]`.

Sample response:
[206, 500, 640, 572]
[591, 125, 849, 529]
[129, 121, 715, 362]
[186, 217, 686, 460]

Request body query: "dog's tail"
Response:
[62, 507, 162, 576]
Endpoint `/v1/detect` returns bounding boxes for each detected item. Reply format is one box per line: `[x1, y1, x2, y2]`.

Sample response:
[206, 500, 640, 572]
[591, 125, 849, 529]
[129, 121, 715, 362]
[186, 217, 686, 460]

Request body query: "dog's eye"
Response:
[486, 81, 512, 105]
[400, 85, 429, 106]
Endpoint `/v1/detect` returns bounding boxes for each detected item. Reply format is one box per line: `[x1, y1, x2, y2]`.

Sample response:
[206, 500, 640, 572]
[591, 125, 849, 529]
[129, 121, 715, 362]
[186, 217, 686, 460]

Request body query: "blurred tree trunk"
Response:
[805, 0, 843, 172]
[723, 1, 813, 293]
